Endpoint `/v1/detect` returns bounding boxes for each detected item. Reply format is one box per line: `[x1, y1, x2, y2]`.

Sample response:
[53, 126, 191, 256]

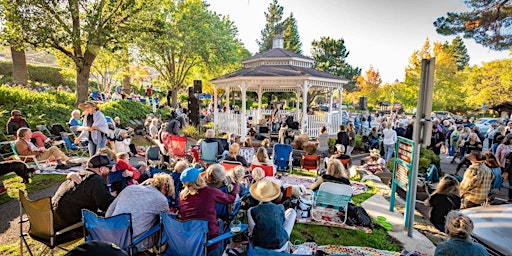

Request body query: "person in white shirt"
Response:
[382, 122, 397, 162]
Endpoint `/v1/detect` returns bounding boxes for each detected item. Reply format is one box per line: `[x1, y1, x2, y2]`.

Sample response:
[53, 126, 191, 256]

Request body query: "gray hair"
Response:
[205, 164, 226, 184]
[71, 109, 81, 117]
[445, 210, 474, 240]
[206, 129, 215, 138]
[17, 127, 31, 138]
[174, 160, 189, 173]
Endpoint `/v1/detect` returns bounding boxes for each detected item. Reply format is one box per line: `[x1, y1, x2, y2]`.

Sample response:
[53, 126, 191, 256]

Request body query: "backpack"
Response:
[423, 164, 440, 183]
[346, 203, 372, 227]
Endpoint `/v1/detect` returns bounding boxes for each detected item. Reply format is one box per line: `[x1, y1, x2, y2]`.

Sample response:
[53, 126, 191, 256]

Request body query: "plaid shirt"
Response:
[460, 163, 494, 205]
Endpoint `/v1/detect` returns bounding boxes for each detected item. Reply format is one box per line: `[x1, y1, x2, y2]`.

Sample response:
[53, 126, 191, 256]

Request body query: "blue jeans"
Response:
[369, 139, 379, 149]
[448, 145, 455, 156]
[384, 144, 395, 162]
[88, 136, 107, 156]
[272, 121, 279, 132]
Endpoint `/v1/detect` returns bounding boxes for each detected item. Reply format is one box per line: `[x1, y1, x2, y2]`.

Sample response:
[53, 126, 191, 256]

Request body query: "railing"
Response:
[306, 113, 344, 138]
[217, 112, 243, 136]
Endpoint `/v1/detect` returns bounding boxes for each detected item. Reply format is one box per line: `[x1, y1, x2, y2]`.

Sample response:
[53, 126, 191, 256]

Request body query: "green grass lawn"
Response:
[0, 237, 83, 256]
[0, 174, 65, 205]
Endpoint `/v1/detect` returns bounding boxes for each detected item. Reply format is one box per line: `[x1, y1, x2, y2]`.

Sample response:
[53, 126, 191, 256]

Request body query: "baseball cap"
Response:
[87, 154, 116, 168]
[180, 167, 204, 183]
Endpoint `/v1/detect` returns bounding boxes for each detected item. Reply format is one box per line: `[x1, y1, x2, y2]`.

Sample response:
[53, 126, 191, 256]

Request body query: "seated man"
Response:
[7, 110, 57, 147]
[15, 127, 75, 169]
[106, 173, 173, 252]
[203, 129, 225, 156]
[52, 154, 115, 240]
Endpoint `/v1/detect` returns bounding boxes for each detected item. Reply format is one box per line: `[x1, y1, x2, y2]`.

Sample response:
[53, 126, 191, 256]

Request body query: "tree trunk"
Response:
[171, 90, 178, 108]
[122, 66, 131, 94]
[76, 64, 92, 104]
[11, 47, 29, 86]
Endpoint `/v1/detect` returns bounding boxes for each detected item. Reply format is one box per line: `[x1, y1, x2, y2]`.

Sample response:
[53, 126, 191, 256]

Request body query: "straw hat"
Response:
[370, 149, 380, 157]
[250, 179, 281, 202]
[78, 101, 98, 110]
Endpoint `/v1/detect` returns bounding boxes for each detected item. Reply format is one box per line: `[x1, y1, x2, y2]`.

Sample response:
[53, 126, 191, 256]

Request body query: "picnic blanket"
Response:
[268, 175, 368, 196]
[296, 205, 372, 233]
[317, 245, 400, 256]
[36, 157, 89, 175]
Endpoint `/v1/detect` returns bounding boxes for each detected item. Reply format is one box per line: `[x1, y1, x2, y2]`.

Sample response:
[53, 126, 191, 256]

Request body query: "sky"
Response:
[208, 0, 510, 84]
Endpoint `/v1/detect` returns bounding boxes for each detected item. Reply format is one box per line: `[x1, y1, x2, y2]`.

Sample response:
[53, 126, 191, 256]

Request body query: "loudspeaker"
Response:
[188, 97, 200, 126]
[359, 96, 368, 110]
[188, 86, 194, 96]
[193, 80, 202, 94]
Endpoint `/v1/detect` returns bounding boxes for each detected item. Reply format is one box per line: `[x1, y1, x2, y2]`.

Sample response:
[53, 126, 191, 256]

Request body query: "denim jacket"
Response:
[251, 202, 288, 249]
[434, 238, 487, 256]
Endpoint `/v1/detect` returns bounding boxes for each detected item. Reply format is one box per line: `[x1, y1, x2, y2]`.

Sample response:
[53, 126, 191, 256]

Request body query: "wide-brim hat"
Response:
[250, 179, 281, 202]
[78, 101, 97, 110]
[369, 149, 380, 157]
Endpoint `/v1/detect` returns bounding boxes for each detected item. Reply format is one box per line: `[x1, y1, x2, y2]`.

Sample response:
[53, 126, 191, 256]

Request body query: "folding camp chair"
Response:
[10, 142, 47, 170]
[60, 132, 88, 157]
[239, 147, 255, 165]
[301, 154, 320, 174]
[146, 146, 163, 167]
[36, 125, 56, 140]
[273, 144, 293, 174]
[312, 182, 353, 224]
[19, 190, 83, 256]
[200, 140, 223, 164]
[50, 124, 67, 138]
[159, 212, 248, 256]
[82, 209, 160, 256]
[250, 163, 275, 177]
[222, 160, 243, 172]
[163, 134, 194, 166]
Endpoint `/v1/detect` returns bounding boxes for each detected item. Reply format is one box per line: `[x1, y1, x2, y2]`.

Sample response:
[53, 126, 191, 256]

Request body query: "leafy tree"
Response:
[311, 36, 361, 92]
[402, 39, 433, 109]
[257, 0, 284, 52]
[0, 1, 29, 85]
[463, 58, 512, 108]
[355, 66, 382, 108]
[4, 0, 155, 104]
[434, 0, 512, 51]
[282, 13, 302, 54]
[444, 36, 470, 70]
[136, 0, 249, 107]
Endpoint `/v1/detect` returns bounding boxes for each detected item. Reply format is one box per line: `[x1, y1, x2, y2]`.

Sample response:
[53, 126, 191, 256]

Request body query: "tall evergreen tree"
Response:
[257, 0, 284, 52]
[282, 13, 302, 54]
[445, 36, 470, 70]
[311, 36, 361, 91]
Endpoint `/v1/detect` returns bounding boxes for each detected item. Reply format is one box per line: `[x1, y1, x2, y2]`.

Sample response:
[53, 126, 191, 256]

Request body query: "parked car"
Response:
[475, 118, 499, 137]
[461, 204, 512, 256]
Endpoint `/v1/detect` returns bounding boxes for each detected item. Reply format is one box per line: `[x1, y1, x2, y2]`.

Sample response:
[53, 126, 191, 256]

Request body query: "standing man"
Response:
[52, 154, 115, 239]
[460, 151, 494, 208]
[271, 104, 280, 132]
[382, 122, 397, 162]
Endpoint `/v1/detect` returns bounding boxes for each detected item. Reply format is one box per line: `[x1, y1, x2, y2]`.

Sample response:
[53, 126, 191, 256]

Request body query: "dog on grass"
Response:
[0, 160, 36, 183]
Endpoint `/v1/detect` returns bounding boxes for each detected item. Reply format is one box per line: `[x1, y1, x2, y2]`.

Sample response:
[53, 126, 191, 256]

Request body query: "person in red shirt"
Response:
[145, 85, 153, 97]
[108, 152, 144, 195]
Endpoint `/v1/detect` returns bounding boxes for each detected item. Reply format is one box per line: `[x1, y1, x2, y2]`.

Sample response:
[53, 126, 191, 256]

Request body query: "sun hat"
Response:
[180, 166, 204, 183]
[250, 179, 281, 202]
[87, 154, 115, 168]
[78, 101, 98, 110]
[369, 148, 380, 157]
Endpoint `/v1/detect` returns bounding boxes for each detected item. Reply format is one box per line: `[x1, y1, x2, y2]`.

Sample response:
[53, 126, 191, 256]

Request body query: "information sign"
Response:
[389, 137, 415, 226]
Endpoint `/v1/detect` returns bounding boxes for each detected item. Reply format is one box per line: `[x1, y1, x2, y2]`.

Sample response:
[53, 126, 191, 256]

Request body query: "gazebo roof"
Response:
[242, 48, 315, 63]
[211, 64, 344, 81]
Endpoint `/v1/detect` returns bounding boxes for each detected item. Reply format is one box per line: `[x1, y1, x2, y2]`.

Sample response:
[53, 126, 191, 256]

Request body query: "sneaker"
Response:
[0, 188, 7, 195]
[56, 164, 71, 170]
[52, 140, 65, 146]
[66, 161, 82, 167]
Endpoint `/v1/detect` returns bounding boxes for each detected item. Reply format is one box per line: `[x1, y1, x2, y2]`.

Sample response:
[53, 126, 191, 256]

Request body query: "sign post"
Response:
[389, 137, 415, 226]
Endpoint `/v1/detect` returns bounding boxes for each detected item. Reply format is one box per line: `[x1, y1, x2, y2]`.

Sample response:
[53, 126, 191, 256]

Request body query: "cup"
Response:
[230, 220, 241, 233]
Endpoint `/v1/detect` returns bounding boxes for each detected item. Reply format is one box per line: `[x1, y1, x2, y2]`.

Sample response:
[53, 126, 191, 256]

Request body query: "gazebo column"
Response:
[214, 86, 218, 129]
[338, 87, 343, 110]
[225, 88, 230, 113]
[329, 88, 334, 115]
[295, 90, 301, 122]
[257, 86, 263, 122]
[241, 83, 248, 139]
[301, 82, 310, 134]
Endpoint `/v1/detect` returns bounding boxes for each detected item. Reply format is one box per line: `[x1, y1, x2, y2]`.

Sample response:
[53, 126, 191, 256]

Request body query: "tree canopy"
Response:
[257, 0, 302, 53]
[434, 0, 512, 51]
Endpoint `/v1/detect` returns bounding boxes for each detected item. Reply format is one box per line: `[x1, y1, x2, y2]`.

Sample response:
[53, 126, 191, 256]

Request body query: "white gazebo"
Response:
[211, 37, 349, 139]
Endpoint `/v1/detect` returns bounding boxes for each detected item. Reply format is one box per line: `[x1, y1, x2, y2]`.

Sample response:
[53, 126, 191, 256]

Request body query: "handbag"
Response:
[296, 197, 312, 218]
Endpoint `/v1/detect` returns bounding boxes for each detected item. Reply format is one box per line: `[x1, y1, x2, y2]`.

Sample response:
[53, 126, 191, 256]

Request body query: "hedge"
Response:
[0, 60, 74, 87]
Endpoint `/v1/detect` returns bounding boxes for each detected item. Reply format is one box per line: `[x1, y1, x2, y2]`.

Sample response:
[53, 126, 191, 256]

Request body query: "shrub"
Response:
[328, 137, 336, 153]
[0, 60, 75, 87]
[101, 100, 153, 125]
[182, 125, 199, 140]
[355, 135, 362, 148]
[386, 148, 440, 174]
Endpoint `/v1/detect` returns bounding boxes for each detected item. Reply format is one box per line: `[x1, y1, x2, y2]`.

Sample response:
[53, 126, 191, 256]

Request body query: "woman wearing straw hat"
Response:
[75, 101, 108, 156]
[248, 180, 297, 252]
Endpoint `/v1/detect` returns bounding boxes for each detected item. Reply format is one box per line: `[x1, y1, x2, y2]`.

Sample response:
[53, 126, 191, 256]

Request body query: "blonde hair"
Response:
[97, 147, 116, 162]
[326, 160, 348, 179]
[229, 143, 240, 157]
[256, 147, 269, 163]
[116, 152, 129, 161]
[180, 175, 207, 200]
[433, 175, 459, 195]
[261, 138, 271, 147]
[445, 211, 474, 240]
[243, 137, 252, 147]
[251, 167, 265, 182]
[144, 173, 175, 197]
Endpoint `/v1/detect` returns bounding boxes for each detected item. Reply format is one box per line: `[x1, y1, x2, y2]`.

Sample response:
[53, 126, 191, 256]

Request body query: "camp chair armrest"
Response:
[206, 224, 248, 247]
[18, 155, 37, 161]
[132, 224, 160, 246]
[18, 217, 29, 224]
[55, 221, 83, 235]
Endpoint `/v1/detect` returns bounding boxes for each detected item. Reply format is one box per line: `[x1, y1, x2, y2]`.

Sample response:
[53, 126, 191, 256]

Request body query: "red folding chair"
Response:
[301, 154, 320, 174]
[250, 163, 275, 177]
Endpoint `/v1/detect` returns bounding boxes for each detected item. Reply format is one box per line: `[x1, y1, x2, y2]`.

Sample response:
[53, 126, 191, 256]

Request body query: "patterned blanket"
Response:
[296, 205, 372, 233]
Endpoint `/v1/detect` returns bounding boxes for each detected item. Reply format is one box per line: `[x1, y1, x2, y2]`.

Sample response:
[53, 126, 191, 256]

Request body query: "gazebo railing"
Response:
[306, 113, 343, 138]
[217, 112, 242, 136]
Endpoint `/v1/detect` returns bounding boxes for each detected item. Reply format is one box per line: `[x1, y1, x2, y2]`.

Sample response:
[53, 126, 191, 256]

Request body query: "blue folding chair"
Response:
[60, 132, 88, 157]
[273, 144, 293, 173]
[200, 140, 222, 164]
[146, 146, 162, 167]
[82, 209, 160, 256]
[148, 97, 154, 106]
[140, 98, 147, 105]
[159, 212, 248, 256]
